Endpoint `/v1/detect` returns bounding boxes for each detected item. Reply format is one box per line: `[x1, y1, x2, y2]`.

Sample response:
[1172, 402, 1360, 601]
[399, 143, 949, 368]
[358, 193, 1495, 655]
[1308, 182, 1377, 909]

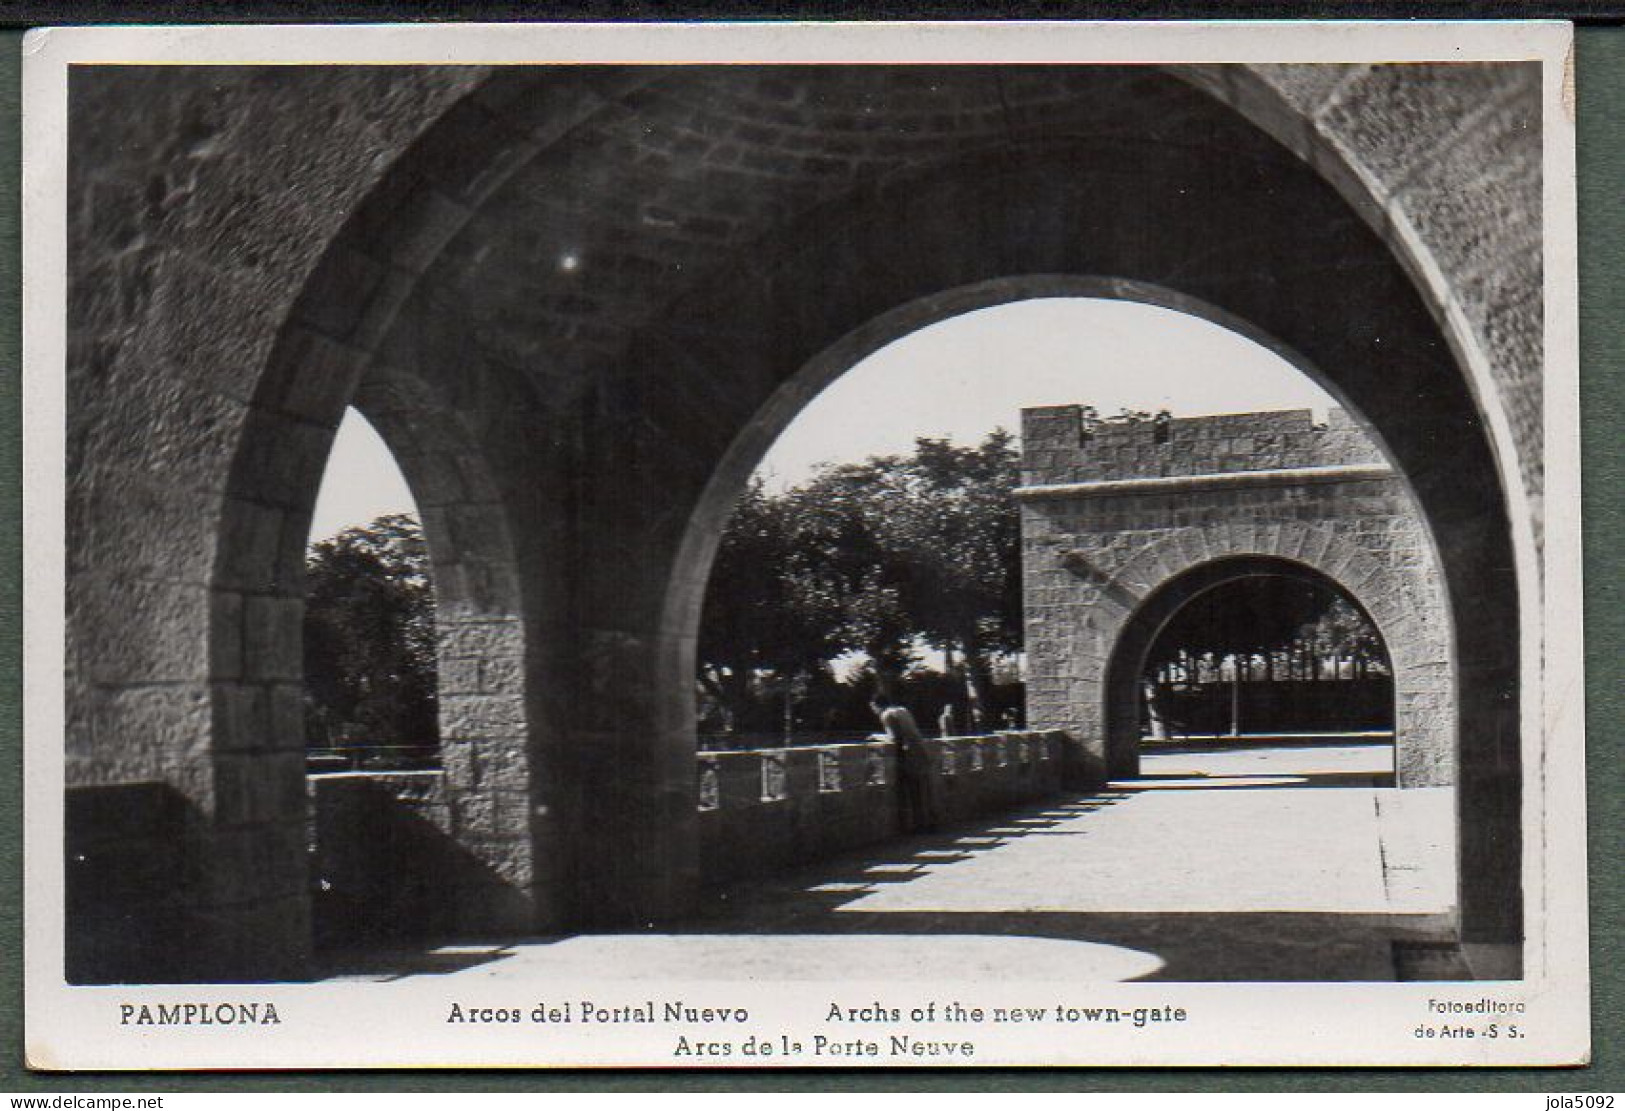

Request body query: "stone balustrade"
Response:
[696, 730, 1068, 887]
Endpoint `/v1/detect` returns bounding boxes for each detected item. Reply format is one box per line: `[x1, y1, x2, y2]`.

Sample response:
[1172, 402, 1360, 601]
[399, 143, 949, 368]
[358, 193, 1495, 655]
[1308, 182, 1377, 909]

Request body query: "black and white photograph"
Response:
[21, 21, 1588, 1069]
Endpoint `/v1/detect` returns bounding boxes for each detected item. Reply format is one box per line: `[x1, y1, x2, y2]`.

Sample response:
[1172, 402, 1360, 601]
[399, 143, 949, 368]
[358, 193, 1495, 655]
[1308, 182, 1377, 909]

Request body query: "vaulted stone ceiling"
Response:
[369, 66, 1300, 400]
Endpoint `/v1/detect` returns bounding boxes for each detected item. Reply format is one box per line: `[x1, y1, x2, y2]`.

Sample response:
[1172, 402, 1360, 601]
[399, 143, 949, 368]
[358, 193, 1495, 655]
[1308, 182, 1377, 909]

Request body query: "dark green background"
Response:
[0, 23, 1616, 1093]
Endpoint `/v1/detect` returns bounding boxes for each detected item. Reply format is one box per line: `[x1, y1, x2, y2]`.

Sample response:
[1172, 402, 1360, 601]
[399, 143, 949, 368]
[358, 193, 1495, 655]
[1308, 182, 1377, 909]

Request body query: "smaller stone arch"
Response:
[1028, 516, 1455, 788]
[310, 363, 547, 941]
[349, 370, 529, 754]
[201, 338, 546, 972]
[1103, 555, 1403, 779]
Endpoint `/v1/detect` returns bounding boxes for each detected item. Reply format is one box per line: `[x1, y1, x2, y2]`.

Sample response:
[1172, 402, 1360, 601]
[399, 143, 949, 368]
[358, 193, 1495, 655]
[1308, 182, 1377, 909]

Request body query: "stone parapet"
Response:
[306, 730, 1072, 947]
[1021, 406, 1387, 488]
[696, 731, 1067, 887]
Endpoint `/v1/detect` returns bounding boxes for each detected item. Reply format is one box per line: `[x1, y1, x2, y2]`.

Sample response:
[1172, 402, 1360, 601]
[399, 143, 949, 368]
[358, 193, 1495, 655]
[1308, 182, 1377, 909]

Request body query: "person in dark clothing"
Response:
[872, 694, 943, 834]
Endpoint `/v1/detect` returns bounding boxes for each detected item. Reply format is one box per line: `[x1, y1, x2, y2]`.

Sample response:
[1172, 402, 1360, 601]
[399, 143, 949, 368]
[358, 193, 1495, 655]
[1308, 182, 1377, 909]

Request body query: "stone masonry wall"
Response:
[1020, 407, 1456, 787]
[65, 66, 487, 981]
[1181, 63, 1544, 546]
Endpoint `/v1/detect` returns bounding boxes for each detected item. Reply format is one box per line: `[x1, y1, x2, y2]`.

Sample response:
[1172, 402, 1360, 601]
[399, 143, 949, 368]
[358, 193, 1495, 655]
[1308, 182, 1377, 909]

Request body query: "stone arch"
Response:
[291, 366, 549, 948]
[611, 94, 1523, 949]
[209, 350, 546, 967]
[1173, 62, 1544, 554]
[347, 369, 544, 921]
[1092, 534, 1454, 787]
[189, 73, 689, 970]
[515, 66, 1518, 954]
[1102, 559, 1398, 763]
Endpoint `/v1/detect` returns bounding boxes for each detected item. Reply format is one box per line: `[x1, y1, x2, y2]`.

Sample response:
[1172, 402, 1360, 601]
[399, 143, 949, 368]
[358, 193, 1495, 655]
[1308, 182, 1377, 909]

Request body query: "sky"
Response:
[308, 298, 1337, 541]
[310, 409, 416, 543]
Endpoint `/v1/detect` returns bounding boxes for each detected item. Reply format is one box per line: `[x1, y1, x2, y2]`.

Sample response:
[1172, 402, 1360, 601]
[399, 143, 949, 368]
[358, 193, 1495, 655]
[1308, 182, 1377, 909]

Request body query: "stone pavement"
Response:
[326, 741, 1458, 984]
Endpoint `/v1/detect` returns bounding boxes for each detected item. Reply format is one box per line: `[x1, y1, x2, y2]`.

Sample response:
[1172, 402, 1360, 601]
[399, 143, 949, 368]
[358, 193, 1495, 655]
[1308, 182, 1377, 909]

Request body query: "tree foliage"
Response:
[1146, 579, 1388, 685]
[698, 479, 844, 732]
[303, 513, 438, 750]
[1299, 595, 1388, 674]
[698, 430, 1022, 733]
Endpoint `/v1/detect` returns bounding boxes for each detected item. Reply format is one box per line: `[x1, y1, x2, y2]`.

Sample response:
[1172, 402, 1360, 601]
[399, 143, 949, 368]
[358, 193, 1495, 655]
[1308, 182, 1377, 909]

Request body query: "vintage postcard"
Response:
[20, 20, 1588, 1069]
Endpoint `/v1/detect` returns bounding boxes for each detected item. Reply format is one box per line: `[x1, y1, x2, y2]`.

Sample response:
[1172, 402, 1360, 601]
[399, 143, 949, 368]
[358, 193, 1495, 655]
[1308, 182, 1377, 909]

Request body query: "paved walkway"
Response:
[327, 741, 1457, 984]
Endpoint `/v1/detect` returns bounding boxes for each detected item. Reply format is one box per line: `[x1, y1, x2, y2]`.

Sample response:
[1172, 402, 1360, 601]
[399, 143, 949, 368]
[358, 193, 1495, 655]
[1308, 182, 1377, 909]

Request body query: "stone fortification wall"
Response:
[1022, 407, 1384, 485]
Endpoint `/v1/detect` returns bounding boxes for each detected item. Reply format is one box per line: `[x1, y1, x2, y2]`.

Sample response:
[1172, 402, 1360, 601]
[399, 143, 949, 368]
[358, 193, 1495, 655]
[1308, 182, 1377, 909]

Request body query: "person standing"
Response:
[873, 694, 943, 833]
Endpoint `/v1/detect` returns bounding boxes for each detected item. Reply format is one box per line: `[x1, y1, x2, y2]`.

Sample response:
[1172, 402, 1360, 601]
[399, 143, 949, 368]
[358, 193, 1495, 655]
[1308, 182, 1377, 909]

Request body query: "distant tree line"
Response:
[299, 417, 1391, 756]
[1145, 587, 1389, 687]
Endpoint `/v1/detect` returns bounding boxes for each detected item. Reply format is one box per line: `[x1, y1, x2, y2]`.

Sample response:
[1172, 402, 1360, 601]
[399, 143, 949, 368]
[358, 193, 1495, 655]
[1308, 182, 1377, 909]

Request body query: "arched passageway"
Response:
[1105, 557, 1398, 770]
[63, 62, 1537, 980]
[1017, 401, 1456, 791]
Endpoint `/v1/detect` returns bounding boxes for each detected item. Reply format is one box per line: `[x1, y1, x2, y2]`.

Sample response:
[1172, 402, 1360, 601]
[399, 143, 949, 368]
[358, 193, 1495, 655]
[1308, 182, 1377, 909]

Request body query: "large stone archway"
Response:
[63, 61, 1538, 980]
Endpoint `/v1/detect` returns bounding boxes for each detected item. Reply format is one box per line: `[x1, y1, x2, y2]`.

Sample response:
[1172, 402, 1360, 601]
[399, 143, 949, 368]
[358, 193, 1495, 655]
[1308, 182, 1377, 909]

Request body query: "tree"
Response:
[1301, 595, 1388, 678]
[303, 513, 438, 753]
[697, 478, 844, 734]
[1145, 580, 1387, 685]
[697, 429, 1023, 734]
[829, 430, 1023, 722]
[781, 463, 920, 681]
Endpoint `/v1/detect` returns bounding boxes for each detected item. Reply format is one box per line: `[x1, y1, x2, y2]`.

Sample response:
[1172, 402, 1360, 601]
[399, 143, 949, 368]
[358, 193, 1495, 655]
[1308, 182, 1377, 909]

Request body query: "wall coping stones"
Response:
[1016, 463, 1396, 502]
